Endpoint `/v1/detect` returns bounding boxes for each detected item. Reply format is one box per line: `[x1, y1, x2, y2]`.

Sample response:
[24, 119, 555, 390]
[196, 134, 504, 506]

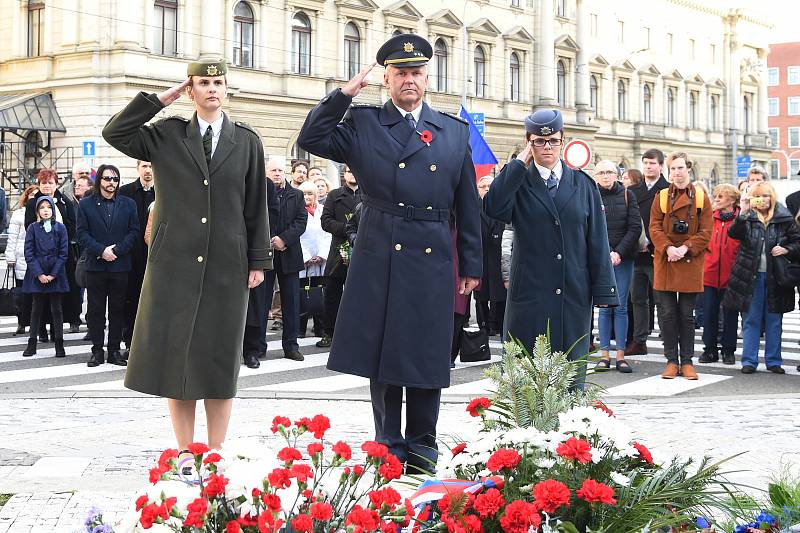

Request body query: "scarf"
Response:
[306, 205, 316, 216]
[42, 220, 52, 233]
[719, 210, 736, 222]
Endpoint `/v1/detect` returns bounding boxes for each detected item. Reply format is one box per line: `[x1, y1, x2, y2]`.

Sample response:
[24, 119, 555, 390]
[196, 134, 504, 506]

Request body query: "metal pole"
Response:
[461, 0, 469, 109]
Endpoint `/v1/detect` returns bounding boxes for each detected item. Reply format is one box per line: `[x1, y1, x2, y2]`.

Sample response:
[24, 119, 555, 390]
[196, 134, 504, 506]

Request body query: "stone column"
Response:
[536, 0, 556, 106]
[78, 0, 102, 48]
[337, 14, 346, 79]
[575, 0, 590, 123]
[61, 0, 79, 50]
[199, 0, 223, 58]
[286, 8, 294, 73]
[364, 21, 373, 72]
[114, 0, 141, 48]
[258, 2, 270, 69]
[757, 48, 769, 134]
[312, 11, 322, 77]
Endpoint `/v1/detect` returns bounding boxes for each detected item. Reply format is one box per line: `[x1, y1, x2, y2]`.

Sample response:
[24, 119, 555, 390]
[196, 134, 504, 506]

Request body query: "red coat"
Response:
[703, 209, 740, 289]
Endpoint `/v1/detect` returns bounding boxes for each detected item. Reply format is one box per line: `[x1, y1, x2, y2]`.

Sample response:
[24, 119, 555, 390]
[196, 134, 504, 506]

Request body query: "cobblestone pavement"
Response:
[0, 396, 798, 532]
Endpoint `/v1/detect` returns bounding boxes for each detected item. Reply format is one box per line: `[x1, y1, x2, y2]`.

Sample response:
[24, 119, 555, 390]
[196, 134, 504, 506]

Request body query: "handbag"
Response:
[75, 251, 89, 289]
[299, 273, 325, 316]
[772, 254, 800, 289]
[0, 269, 21, 316]
[458, 327, 491, 362]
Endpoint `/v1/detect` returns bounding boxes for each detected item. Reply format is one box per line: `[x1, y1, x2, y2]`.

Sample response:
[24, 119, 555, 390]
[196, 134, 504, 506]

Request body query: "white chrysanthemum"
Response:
[557, 407, 638, 458]
[224, 457, 279, 501]
[610, 471, 631, 486]
[535, 458, 555, 469]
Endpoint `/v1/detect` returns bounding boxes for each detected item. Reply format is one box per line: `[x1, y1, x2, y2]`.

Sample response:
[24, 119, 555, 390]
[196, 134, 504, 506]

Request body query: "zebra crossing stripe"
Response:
[604, 373, 732, 396]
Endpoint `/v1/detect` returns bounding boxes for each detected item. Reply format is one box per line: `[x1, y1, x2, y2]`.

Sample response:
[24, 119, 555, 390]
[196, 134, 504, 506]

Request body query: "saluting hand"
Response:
[341, 62, 377, 98]
[157, 78, 192, 106]
[515, 141, 534, 167]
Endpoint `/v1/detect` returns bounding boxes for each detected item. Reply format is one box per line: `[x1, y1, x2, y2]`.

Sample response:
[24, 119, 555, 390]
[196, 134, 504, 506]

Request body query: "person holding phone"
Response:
[723, 181, 800, 374]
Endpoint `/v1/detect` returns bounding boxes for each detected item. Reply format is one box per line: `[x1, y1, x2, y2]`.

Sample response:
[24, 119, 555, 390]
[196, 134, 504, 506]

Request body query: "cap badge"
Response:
[206, 65, 219, 76]
[403, 42, 414, 53]
[540, 126, 553, 135]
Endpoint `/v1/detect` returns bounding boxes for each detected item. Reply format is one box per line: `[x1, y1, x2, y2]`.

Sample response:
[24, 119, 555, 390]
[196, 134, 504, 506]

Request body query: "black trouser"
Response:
[29, 293, 63, 342]
[475, 299, 505, 333]
[370, 381, 441, 470]
[14, 278, 32, 328]
[122, 269, 145, 348]
[322, 276, 345, 337]
[654, 290, 698, 365]
[243, 270, 276, 357]
[86, 271, 128, 351]
[451, 312, 468, 362]
[275, 270, 299, 353]
[62, 245, 83, 325]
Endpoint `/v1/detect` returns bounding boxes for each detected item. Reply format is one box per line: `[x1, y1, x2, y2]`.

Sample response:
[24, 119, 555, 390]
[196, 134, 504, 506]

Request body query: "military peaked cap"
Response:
[376, 34, 432, 67]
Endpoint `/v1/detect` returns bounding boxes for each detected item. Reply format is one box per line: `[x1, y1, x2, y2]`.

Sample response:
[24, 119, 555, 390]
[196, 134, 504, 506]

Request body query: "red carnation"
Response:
[261, 493, 282, 512]
[499, 500, 541, 533]
[379, 453, 403, 480]
[486, 448, 522, 472]
[278, 447, 303, 463]
[556, 437, 593, 464]
[362, 440, 389, 458]
[633, 441, 654, 465]
[307, 442, 324, 456]
[267, 467, 292, 489]
[187, 497, 209, 515]
[308, 414, 331, 439]
[333, 441, 352, 460]
[346, 505, 381, 533]
[203, 452, 222, 464]
[158, 448, 179, 468]
[290, 463, 314, 484]
[353, 464, 364, 476]
[593, 401, 614, 417]
[135, 494, 149, 511]
[295, 417, 312, 431]
[474, 487, 505, 518]
[203, 473, 229, 498]
[369, 487, 402, 510]
[451, 443, 467, 456]
[271, 416, 291, 433]
[310, 501, 333, 521]
[420, 130, 433, 144]
[149, 465, 168, 484]
[226, 520, 242, 533]
[576, 479, 616, 505]
[466, 397, 491, 417]
[461, 514, 483, 533]
[291, 514, 314, 533]
[187, 442, 210, 456]
[532, 479, 571, 514]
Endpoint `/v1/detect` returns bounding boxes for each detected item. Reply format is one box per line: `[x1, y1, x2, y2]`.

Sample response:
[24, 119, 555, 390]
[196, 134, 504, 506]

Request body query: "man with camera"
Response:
[649, 152, 713, 380]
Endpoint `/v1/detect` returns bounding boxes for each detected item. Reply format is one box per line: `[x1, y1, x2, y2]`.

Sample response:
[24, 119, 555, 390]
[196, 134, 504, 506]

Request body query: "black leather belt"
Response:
[362, 195, 449, 222]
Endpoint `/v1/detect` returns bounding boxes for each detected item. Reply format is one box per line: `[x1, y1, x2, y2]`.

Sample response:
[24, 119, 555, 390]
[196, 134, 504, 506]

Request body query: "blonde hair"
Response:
[666, 151, 692, 169]
[712, 183, 740, 206]
[298, 180, 317, 202]
[748, 181, 777, 225]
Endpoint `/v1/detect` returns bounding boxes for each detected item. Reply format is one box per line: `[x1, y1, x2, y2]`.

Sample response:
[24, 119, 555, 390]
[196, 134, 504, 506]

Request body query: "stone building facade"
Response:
[767, 41, 800, 181]
[0, 0, 773, 189]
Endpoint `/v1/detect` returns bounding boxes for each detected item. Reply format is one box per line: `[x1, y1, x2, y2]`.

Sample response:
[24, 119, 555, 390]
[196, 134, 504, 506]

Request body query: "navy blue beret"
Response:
[524, 109, 563, 135]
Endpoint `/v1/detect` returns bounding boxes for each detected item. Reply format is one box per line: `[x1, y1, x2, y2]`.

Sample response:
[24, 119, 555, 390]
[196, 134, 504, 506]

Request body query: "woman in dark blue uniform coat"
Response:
[297, 35, 482, 471]
[484, 110, 617, 385]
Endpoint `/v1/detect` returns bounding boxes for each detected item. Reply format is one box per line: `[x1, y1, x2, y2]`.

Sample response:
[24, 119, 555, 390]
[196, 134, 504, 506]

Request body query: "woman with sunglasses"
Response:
[76, 164, 140, 367]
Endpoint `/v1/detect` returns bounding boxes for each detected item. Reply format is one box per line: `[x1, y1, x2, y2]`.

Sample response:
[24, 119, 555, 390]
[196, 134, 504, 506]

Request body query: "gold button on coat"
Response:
[425, 247, 432, 254]
[398, 162, 406, 169]
[430, 164, 437, 171]
[395, 244, 402, 251]
[197, 256, 204, 262]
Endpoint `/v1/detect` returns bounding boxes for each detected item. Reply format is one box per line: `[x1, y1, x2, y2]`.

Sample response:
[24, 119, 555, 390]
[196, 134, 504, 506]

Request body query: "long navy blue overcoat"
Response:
[483, 159, 618, 359]
[298, 89, 482, 389]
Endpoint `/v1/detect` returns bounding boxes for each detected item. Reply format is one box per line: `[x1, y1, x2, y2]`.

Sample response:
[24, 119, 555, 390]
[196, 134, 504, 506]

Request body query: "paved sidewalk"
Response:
[0, 396, 799, 532]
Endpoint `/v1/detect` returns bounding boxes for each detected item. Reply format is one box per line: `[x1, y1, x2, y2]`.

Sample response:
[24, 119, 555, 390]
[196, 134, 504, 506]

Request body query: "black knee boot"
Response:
[54, 338, 66, 358]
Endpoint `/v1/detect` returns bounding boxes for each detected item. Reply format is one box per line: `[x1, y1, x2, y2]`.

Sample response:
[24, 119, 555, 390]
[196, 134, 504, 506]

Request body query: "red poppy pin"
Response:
[420, 130, 433, 146]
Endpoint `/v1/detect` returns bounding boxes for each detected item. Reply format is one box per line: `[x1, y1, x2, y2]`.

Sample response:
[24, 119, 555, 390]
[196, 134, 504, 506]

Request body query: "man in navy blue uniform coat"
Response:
[484, 110, 618, 388]
[298, 34, 482, 473]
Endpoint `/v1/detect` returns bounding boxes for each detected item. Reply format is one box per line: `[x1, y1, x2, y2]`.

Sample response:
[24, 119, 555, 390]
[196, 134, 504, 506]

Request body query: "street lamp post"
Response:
[774, 149, 800, 179]
[461, 0, 469, 109]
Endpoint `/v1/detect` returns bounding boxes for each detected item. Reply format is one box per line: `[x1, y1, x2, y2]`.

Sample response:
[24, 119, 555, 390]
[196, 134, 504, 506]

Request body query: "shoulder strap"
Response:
[659, 186, 705, 215]
[624, 188, 629, 207]
[659, 188, 669, 213]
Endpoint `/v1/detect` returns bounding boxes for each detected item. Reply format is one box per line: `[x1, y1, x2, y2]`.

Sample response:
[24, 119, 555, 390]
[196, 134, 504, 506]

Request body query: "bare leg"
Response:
[615, 349, 626, 361]
[167, 399, 197, 450]
[204, 398, 234, 449]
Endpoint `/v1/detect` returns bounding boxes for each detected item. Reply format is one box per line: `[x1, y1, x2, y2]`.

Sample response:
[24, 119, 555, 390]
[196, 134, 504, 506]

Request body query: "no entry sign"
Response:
[563, 139, 592, 170]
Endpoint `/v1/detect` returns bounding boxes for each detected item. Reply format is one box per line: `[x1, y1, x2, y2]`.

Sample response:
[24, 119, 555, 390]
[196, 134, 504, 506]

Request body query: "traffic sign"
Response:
[563, 139, 592, 169]
[82, 141, 96, 157]
[737, 155, 752, 178]
[469, 112, 485, 136]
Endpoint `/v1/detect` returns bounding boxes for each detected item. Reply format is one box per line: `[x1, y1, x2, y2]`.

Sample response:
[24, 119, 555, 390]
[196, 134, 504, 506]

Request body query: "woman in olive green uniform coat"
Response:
[102, 60, 271, 449]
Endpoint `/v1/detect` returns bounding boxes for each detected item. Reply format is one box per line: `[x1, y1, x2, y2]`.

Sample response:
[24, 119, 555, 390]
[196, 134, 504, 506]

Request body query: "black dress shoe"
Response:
[121, 349, 129, 361]
[23, 338, 37, 357]
[54, 339, 66, 358]
[284, 350, 304, 361]
[270, 321, 282, 331]
[315, 335, 332, 348]
[721, 350, 735, 365]
[244, 354, 261, 369]
[14, 325, 26, 336]
[106, 350, 127, 366]
[698, 350, 718, 363]
[87, 347, 105, 367]
[741, 365, 756, 374]
[767, 365, 785, 374]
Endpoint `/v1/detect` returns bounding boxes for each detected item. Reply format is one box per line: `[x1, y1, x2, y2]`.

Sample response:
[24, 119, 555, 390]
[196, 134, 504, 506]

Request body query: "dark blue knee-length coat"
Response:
[298, 89, 482, 389]
[484, 159, 618, 359]
[23, 199, 70, 294]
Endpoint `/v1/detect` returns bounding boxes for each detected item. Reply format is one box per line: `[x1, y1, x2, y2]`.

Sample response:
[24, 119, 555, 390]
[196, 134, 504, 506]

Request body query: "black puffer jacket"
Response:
[723, 203, 800, 313]
[599, 181, 642, 260]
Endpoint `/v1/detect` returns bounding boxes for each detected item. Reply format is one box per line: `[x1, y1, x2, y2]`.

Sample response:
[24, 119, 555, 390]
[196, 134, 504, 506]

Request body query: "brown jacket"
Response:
[649, 184, 713, 293]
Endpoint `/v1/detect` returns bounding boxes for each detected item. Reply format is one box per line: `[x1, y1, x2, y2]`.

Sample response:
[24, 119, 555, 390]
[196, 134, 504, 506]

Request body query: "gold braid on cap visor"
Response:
[384, 56, 431, 65]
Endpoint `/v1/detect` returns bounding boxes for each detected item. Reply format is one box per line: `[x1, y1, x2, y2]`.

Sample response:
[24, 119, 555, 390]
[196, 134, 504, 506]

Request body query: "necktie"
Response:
[545, 172, 558, 198]
[202, 125, 213, 166]
[404, 112, 416, 131]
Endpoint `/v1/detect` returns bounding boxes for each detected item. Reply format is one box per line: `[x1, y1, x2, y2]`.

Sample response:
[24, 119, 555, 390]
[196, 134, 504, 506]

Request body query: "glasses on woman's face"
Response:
[595, 170, 617, 177]
[531, 138, 563, 147]
[101, 175, 120, 182]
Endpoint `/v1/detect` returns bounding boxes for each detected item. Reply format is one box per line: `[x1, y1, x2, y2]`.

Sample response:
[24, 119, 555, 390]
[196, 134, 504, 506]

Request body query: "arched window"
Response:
[589, 75, 598, 111]
[233, 1, 254, 67]
[291, 12, 311, 75]
[510, 52, 521, 102]
[153, 0, 178, 56]
[434, 39, 448, 92]
[642, 84, 652, 123]
[710, 95, 718, 130]
[343, 22, 360, 79]
[743, 94, 752, 132]
[474, 46, 486, 98]
[556, 60, 566, 106]
[617, 80, 626, 120]
[28, 0, 45, 57]
[688, 91, 697, 129]
[666, 88, 675, 126]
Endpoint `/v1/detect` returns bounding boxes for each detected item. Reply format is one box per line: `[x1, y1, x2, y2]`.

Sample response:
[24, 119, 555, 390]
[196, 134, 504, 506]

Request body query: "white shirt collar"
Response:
[197, 114, 224, 138]
[392, 101, 423, 126]
[534, 159, 563, 182]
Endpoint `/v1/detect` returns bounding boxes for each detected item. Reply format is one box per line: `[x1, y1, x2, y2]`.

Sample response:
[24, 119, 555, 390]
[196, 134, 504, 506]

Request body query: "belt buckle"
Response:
[404, 205, 415, 221]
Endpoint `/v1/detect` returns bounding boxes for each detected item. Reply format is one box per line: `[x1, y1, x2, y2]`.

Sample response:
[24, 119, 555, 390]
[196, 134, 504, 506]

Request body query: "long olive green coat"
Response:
[102, 92, 271, 400]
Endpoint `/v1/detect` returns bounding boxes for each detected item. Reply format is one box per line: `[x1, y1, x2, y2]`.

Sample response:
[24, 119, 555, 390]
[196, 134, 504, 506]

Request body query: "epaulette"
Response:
[163, 115, 189, 123]
[440, 111, 468, 125]
[350, 103, 380, 110]
[575, 167, 595, 183]
[234, 121, 259, 136]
